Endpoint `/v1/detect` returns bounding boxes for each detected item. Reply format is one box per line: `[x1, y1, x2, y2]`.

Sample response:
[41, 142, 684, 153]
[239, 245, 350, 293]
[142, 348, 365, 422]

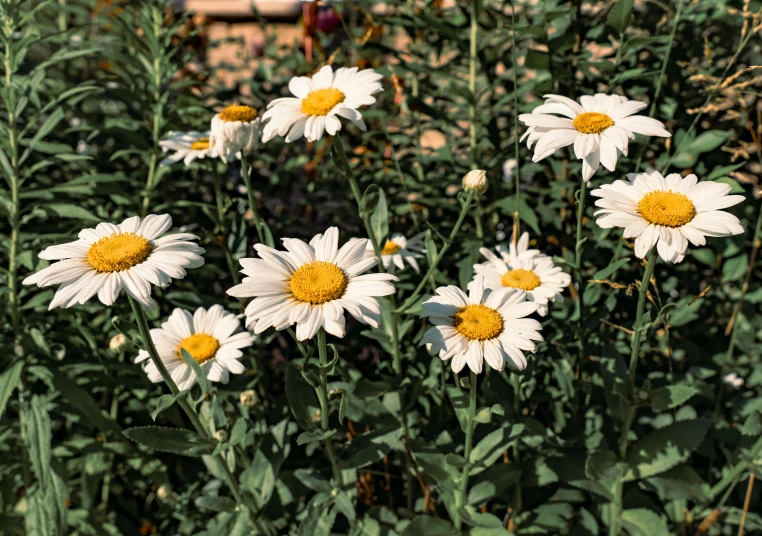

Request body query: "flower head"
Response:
[227, 227, 398, 340]
[462, 169, 488, 194]
[210, 105, 261, 163]
[23, 214, 204, 309]
[591, 170, 745, 263]
[519, 94, 670, 182]
[262, 65, 383, 143]
[420, 276, 543, 374]
[159, 131, 216, 166]
[135, 305, 256, 391]
[364, 232, 425, 273]
[473, 236, 571, 316]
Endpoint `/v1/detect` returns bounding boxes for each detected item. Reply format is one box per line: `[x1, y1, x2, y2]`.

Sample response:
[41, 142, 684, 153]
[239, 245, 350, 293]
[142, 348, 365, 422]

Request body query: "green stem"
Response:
[240, 156, 270, 246]
[455, 371, 478, 533]
[127, 296, 267, 533]
[510, 0, 521, 227]
[468, 0, 479, 163]
[633, 0, 684, 172]
[140, 8, 163, 218]
[574, 178, 588, 348]
[332, 135, 384, 260]
[396, 192, 476, 313]
[707, 434, 762, 501]
[609, 248, 658, 536]
[661, 26, 756, 174]
[510, 372, 523, 518]
[316, 328, 344, 488]
[211, 164, 240, 285]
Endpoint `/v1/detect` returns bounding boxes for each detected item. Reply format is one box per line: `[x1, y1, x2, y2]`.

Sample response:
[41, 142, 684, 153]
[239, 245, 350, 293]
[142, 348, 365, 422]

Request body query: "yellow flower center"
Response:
[501, 269, 541, 291]
[454, 304, 503, 341]
[572, 112, 614, 134]
[381, 240, 401, 255]
[289, 261, 348, 305]
[87, 233, 153, 273]
[191, 137, 210, 150]
[301, 87, 346, 116]
[637, 190, 697, 228]
[177, 333, 219, 364]
[219, 105, 258, 123]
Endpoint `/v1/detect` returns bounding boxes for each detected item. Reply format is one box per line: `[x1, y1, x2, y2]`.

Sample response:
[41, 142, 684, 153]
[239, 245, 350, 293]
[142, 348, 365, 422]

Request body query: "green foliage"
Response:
[1, 0, 761, 534]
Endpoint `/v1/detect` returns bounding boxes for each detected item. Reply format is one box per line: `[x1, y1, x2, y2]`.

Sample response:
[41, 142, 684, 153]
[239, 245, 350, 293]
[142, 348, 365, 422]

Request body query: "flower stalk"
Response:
[240, 155, 272, 247]
[454, 371, 478, 534]
[316, 328, 344, 488]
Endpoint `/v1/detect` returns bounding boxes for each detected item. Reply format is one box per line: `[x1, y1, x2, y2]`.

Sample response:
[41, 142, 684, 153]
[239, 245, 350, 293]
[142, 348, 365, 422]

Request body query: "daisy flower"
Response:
[420, 276, 543, 374]
[159, 131, 216, 166]
[209, 104, 261, 163]
[23, 214, 205, 310]
[591, 170, 745, 263]
[472, 241, 571, 316]
[227, 227, 398, 340]
[364, 232, 426, 273]
[135, 305, 255, 391]
[485, 232, 543, 266]
[261, 65, 383, 143]
[519, 93, 670, 181]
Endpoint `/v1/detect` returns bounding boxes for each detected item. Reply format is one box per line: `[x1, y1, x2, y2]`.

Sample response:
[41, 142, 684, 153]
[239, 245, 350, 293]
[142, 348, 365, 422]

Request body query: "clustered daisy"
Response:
[262, 65, 383, 143]
[228, 227, 398, 340]
[520, 93, 670, 181]
[23, 214, 205, 309]
[135, 305, 256, 391]
[591, 170, 744, 263]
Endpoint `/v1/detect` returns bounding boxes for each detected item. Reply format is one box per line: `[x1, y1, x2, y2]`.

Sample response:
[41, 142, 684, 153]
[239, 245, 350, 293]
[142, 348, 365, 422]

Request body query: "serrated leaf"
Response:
[621, 508, 670, 536]
[123, 426, 217, 457]
[469, 425, 524, 475]
[649, 385, 698, 412]
[369, 188, 389, 246]
[607, 0, 633, 33]
[0, 361, 24, 420]
[624, 419, 710, 481]
[297, 429, 336, 446]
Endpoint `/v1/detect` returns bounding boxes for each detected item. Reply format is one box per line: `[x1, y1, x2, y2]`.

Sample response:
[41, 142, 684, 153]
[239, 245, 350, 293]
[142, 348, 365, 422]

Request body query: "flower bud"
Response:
[156, 484, 172, 501]
[214, 429, 228, 442]
[109, 334, 127, 352]
[462, 169, 488, 194]
[239, 389, 258, 408]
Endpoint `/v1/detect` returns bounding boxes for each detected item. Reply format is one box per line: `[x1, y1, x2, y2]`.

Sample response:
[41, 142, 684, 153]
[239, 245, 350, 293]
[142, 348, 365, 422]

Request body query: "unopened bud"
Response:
[239, 389, 259, 408]
[214, 430, 228, 442]
[156, 484, 172, 501]
[109, 334, 127, 352]
[462, 169, 488, 194]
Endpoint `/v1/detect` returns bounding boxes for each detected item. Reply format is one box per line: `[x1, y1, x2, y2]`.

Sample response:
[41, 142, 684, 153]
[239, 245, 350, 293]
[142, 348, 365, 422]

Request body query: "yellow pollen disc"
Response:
[381, 241, 401, 255]
[501, 269, 541, 291]
[454, 304, 503, 341]
[219, 105, 258, 123]
[289, 261, 348, 305]
[87, 233, 153, 273]
[177, 333, 219, 364]
[572, 112, 614, 134]
[191, 137, 210, 150]
[301, 87, 346, 116]
[637, 190, 697, 227]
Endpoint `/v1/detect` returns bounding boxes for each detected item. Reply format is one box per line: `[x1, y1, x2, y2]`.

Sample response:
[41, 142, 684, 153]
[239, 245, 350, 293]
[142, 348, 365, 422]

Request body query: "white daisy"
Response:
[519, 93, 671, 182]
[209, 105, 261, 163]
[261, 65, 383, 143]
[23, 214, 205, 310]
[135, 305, 256, 391]
[227, 227, 398, 340]
[364, 232, 425, 273]
[472, 240, 571, 316]
[483, 232, 543, 266]
[420, 276, 543, 374]
[591, 170, 745, 263]
[159, 131, 216, 166]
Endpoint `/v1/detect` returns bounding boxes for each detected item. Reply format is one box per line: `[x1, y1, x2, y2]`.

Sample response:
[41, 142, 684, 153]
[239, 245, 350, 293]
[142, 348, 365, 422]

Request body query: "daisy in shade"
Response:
[487, 232, 543, 265]
[159, 131, 216, 166]
[209, 104, 261, 163]
[591, 170, 745, 263]
[261, 65, 383, 143]
[23, 214, 205, 310]
[227, 227, 398, 340]
[365, 232, 426, 273]
[472, 241, 571, 316]
[135, 305, 256, 391]
[519, 94, 670, 181]
[420, 276, 543, 374]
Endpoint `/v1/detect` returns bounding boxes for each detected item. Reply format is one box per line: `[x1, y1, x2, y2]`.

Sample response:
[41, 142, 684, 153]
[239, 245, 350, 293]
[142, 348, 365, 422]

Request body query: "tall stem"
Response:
[127, 297, 267, 533]
[211, 163, 241, 285]
[140, 7, 164, 218]
[455, 371, 478, 534]
[240, 156, 269, 246]
[574, 178, 588, 349]
[397, 192, 476, 313]
[509, 0, 521, 234]
[468, 0, 479, 161]
[609, 248, 658, 536]
[316, 328, 344, 488]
